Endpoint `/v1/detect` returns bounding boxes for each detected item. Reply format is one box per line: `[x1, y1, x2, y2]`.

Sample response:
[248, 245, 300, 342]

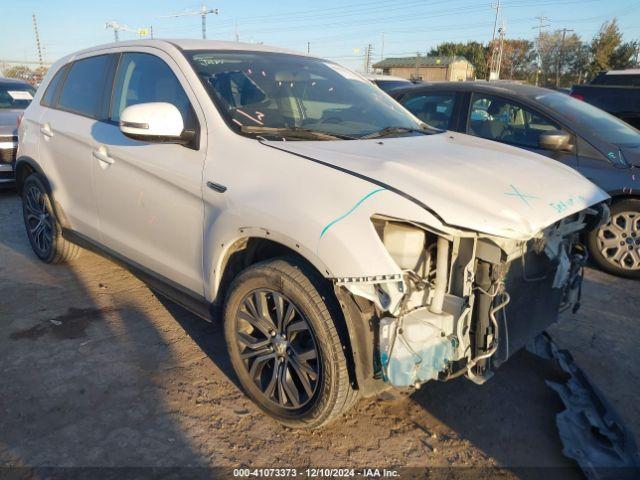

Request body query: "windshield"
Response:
[185, 50, 427, 140]
[535, 91, 640, 146]
[0, 83, 36, 109]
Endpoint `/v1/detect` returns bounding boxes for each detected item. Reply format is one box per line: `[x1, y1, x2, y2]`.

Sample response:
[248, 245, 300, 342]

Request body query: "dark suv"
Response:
[0, 77, 36, 186]
[393, 81, 640, 278]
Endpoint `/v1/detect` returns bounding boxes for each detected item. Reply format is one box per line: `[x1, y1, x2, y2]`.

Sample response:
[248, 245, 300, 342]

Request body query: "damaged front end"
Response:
[336, 204, 609, 391]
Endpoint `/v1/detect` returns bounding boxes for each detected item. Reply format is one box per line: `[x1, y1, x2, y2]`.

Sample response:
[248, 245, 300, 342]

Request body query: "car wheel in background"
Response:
[21, 173, 81, 264]
[587, 198, 640, 279]
[224, 257, 357, 428]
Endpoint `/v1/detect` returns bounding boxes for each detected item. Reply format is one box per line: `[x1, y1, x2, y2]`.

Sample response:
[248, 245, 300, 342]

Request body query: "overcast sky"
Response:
[2, 0, 639, 71]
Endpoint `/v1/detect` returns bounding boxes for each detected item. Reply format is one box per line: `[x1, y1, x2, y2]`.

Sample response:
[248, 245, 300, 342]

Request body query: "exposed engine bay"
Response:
[337, 204, 610, 389]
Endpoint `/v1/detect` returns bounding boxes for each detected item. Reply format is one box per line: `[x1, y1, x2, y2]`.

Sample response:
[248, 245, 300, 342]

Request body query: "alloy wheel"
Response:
[235, 289, 320, 410]
[596, 211, 640, 271]
[24, 185, 53, 256]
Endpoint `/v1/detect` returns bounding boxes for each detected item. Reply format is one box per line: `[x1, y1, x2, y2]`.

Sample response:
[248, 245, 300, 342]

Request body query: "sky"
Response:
[2, 0, 640, 72]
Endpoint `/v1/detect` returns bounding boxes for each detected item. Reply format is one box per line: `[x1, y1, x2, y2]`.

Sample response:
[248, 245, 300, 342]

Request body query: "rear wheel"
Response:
[224, 258, 357, 428]
[587, 198, 640, 279]
[21, 173, 81, 264]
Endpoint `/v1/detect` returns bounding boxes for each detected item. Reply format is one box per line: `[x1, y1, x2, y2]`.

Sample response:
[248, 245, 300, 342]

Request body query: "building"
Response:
[372, 55, 475, 82]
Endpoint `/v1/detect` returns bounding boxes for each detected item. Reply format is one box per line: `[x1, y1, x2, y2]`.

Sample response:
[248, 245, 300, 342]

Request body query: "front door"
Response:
[466, 92, 578, 168]
[92, 50, 207, 295]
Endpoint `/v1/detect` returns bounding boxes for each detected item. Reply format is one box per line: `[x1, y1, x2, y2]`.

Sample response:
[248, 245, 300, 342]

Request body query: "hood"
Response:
[0, 109, 21, 137]
[265, 132, 609, 239]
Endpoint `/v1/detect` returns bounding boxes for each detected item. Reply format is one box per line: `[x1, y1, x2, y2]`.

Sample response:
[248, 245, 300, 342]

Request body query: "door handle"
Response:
[92, 146, 115, 166]
[40, 124, 53, 138]
[206, 181, 227, 193]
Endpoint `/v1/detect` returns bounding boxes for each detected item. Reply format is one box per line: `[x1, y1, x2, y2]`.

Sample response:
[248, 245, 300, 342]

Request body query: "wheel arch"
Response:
[15, 155, 47, 195]
[213, 234, 386, 396]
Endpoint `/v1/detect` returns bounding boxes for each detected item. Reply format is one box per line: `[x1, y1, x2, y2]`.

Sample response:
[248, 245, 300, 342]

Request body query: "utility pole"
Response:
[106, 21, 121, 41]
[380, 32, 385, 61]
[162, 3, 219, 39]
[363, 43, 373, 74]
[32, 13, 44, 68]
[235, 22, 240, 42]
[488, 0, 501, 80]
[414, 51, 421, 80]
[533, 15, 550, 86]
[555, 28, 574, 87]
[106, 21, 150, 41]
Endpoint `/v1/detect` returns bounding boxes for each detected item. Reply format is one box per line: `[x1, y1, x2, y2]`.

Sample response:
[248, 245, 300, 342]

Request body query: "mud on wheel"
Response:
[223, 258, 357, 429]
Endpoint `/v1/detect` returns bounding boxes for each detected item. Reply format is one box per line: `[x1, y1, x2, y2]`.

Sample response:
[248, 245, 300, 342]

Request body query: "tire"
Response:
[21, 173, 81, 264]
[587, 198, 640, 279]
[223, 257, 358, 428]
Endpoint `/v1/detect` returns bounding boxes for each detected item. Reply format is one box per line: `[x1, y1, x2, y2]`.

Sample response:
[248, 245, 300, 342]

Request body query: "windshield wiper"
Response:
[361, 125, 441, 139]
[241, 125, 353, 140]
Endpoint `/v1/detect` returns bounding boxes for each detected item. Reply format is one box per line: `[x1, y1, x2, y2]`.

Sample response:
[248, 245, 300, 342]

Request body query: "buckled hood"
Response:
[266, 132, 610, 239]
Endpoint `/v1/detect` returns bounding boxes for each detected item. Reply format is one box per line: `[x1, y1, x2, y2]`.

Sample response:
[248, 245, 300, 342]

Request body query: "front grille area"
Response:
[0, 146, 17, 164]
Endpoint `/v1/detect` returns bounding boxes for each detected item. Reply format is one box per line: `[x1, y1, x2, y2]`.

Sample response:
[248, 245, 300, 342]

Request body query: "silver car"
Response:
[0, 77, 36, 186]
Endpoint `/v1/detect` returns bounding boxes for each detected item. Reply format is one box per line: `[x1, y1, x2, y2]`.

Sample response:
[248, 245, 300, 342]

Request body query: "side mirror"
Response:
[539, 130, 572, 152]
[119, 102, 185, 143]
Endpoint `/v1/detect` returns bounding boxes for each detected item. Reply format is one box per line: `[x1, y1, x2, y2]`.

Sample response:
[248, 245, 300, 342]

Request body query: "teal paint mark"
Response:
[504, 184, 539, 207]
[319, 188, 386, 239]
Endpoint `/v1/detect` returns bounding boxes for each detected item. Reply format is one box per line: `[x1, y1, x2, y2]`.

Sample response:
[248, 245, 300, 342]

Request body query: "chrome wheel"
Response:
[596, 211, 640, 271]
[235, 289, 320, 410]
[24, 184, 53, 256]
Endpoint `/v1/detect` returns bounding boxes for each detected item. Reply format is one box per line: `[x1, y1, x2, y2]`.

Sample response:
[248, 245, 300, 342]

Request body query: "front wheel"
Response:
[587, 198, 640, 279]
[223, 258, 357, 428]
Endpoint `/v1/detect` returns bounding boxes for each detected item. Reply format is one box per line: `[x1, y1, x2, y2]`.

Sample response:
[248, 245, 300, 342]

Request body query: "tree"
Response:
[3, 65, 33, 80]
[589, 18, 623, 74]
[429, 41, 489, 79]
[610, 40, 638, 69]
[499, 39, 536, 80]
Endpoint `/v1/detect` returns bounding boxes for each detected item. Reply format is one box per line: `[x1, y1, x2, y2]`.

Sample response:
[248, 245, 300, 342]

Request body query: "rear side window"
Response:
[110, 53, 194, 129]
[58, 55, 112, 118]
[41, 65, 68, 107]
[400, 91, 456, 130]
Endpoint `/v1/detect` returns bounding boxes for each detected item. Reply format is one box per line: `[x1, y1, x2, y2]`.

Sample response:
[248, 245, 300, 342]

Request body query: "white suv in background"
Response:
[16, 40, 609, 428]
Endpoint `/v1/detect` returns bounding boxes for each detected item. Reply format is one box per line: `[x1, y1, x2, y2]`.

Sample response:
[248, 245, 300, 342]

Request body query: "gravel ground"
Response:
[1, 189, 638, 479]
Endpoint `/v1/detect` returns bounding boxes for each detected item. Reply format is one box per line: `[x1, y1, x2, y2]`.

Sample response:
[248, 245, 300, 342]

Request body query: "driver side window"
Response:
[110, 53, 196, 130]
[467, 93, 559, 148]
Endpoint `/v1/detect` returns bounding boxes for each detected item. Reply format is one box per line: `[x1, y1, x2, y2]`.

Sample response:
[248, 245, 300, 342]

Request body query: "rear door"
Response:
[92, 49, 207, 294]
[465, 92, 578, 167]
[37, 54, 117, 239]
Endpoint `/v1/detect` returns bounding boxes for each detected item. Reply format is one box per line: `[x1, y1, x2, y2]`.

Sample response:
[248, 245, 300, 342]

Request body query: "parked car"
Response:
[393, 81, 640, 278]
[0, 77, 36, 187]
[570, 69, 640, 129]
[364, 74, 413, 94]
[17, 40, 608, 428]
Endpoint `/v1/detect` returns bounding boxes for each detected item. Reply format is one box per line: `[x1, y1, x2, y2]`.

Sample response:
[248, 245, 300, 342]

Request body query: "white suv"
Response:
[17, 40, 609, 428]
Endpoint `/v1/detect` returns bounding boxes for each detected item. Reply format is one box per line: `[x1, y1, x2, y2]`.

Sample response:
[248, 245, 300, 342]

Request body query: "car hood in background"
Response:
[0, 109, 21, 137]
[265, 132, 609, 239]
